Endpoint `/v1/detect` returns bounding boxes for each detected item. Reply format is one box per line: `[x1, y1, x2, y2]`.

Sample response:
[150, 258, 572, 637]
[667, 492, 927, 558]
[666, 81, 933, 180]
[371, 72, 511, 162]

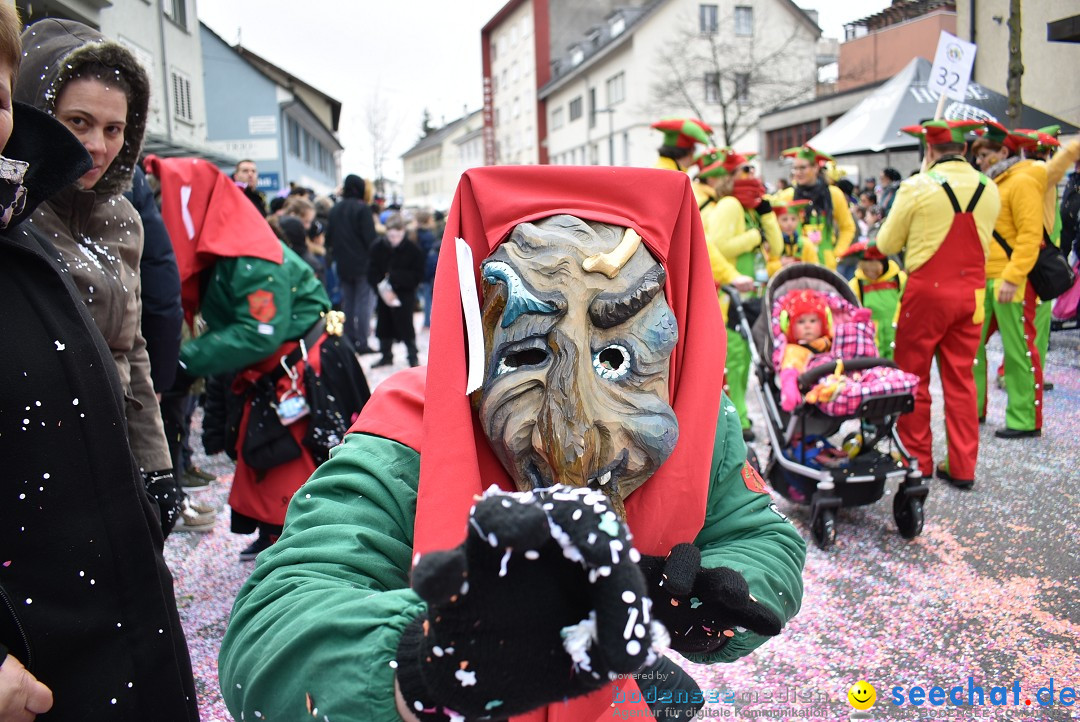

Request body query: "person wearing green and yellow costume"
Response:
[776, 145, 855, 270]
[773, 198, 814, 266]
[972, 121, 1046, 439]
[696, 146, 781, 440]
[651, 116, 712, 171]
[841, 241, 906, 360]
[1017, 125, 1080, 385]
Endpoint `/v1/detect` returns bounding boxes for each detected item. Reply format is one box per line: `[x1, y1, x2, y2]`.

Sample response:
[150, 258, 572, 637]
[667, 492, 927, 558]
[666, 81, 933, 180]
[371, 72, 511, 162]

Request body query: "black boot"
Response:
[372, 354, 394, 368]
[406, 341, 420, 367]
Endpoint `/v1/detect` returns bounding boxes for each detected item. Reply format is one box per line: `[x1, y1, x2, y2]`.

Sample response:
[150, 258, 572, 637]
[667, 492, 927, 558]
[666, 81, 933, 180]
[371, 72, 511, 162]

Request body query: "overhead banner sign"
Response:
[929, 31, 977, 102]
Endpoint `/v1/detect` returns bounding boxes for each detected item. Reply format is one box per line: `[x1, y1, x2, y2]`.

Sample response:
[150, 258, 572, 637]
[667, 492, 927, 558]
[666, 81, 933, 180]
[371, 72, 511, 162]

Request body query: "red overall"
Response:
[894, 181, 988, 481]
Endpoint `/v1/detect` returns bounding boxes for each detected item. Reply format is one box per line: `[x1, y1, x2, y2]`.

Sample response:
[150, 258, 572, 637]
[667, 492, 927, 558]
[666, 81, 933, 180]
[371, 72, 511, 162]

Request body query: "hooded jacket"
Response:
[14, 19, 171, 471]
[0, 102, 198, 722]
[328, 174, 378, 280]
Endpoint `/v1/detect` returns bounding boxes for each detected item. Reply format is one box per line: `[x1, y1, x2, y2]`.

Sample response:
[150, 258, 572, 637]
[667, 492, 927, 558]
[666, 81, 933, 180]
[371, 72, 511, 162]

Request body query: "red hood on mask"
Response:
[143, 155, 283, 318]
[350, 165, 725, 722]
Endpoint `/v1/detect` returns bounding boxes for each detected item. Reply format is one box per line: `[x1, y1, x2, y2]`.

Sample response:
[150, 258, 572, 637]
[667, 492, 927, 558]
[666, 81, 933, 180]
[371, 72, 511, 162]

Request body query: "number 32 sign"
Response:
[929, 30, 977, 102]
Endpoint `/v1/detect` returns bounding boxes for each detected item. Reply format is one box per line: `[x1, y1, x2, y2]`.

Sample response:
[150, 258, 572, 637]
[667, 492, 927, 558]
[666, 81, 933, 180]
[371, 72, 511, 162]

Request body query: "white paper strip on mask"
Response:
[180, 185, 195, 240]
[456, 238, 485, 395]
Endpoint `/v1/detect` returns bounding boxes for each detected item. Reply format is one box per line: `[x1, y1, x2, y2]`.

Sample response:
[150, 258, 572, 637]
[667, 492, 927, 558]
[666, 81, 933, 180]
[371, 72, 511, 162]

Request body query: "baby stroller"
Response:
[725, 263, 928, 550]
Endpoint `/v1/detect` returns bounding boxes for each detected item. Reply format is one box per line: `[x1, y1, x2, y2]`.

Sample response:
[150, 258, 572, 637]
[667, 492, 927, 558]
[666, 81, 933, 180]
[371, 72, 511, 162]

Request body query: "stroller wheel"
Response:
[811, 509, 836, 550]
[893, 494, 924, 539]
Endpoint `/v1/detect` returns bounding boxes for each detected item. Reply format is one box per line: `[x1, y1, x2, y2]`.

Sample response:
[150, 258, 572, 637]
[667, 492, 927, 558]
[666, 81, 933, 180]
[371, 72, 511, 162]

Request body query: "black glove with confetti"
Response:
[395, 485, 666, 721]
[638, 543, 782, 655]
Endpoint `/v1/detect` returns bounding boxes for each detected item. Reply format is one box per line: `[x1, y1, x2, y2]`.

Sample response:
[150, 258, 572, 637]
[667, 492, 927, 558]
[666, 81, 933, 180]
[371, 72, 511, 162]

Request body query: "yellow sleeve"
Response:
[875, 179, 917, 258]
[706, 231, 740, 287]
[759, 210, 783, 277]
[710, 196, 762, 261]
[1046, 140, 1080, 187]
[1001, 167, 1048, 287]
[830, 186, 856, 256]
[848, 276, 861, 303]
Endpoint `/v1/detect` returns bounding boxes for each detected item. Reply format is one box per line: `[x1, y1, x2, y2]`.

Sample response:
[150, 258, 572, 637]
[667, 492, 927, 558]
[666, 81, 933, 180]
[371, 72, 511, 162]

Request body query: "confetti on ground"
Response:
[167, 319, 1080, 721]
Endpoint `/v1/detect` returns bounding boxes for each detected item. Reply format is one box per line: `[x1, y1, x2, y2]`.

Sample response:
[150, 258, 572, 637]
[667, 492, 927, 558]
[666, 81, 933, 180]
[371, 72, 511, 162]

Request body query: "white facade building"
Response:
[541, 0, 819, 169]
[401, 110, 484, 211]
[488, 1, 539, 165]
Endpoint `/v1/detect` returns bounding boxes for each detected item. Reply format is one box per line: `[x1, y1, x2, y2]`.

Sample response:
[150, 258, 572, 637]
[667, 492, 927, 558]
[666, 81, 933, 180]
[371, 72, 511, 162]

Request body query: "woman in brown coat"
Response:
[14, 19, 182, 532]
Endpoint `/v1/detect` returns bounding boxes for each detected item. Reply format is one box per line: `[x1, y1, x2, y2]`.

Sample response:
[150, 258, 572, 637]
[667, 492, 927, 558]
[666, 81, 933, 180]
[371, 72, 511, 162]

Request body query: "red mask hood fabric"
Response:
[143, 155, 283, 317]
[351, 165, 725, 722]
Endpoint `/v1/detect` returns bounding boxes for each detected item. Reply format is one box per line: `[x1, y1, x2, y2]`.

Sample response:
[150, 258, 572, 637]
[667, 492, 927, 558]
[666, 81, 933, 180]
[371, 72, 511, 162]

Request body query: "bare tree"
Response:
[1005, 0, 1023, 123]
[365, 87, 400, 195]
[647, 5, 818, 147]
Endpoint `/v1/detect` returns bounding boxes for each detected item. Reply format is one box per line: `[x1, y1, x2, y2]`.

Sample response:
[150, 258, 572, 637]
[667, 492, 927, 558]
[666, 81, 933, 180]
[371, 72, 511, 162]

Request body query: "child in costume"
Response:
[844, 241, 906, 359]
[776, 145, 856, 270]
[778, 289, 833, 411]
[774, 198, 813, 265]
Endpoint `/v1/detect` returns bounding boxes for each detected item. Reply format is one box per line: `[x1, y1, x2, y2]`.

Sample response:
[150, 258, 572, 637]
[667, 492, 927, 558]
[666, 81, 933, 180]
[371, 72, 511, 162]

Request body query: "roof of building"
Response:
[199, 22, 342, 132]
[401, 110, 482, 158]
[844, 0, 955, 35]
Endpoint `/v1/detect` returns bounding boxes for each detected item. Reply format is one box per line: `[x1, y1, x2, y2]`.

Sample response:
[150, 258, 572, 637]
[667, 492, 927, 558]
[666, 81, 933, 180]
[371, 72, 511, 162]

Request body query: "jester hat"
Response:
[781, 144, 833, 166]
[772, 198, 811, 217]
[651, 117, 713, 148]
[841, 240, 886, 262]
[900, 119, 982, 146]
[976, 120, 1037, 153]
[695, 146, 755, 178]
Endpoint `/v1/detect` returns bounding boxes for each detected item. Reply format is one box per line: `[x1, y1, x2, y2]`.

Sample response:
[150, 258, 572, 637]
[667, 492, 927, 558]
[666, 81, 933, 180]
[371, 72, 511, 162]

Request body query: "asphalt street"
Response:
[166, 319, 1079, 721]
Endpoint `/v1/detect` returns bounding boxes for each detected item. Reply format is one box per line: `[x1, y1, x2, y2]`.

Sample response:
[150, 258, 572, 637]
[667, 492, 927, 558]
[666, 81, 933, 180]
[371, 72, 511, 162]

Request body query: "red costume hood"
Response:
[143, 155, 283, 317]
[351, 166, 726, 722]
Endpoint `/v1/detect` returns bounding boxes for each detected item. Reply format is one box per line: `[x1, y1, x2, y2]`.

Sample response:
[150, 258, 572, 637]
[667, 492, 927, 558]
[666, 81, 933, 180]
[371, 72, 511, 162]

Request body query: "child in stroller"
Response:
[727, 263, 929, 549]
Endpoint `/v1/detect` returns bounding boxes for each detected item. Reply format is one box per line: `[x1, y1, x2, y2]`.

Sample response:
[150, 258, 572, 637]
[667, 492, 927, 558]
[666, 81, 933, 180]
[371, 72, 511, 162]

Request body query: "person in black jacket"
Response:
[367, 212, 425, 367]
[327, 174, 378, 353]
[0, 7, 198, 717]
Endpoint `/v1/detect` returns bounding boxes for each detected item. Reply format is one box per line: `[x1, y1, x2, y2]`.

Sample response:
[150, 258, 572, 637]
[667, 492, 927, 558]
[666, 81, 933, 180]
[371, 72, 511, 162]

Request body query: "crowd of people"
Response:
[656, 114, 1076, 489]
[0, 4, 1076, 721]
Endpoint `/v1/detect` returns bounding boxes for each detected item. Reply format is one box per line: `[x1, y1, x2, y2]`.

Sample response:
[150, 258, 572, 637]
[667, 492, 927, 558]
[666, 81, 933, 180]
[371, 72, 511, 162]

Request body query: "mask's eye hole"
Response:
[497, 347, 549, 375]
[593, 344, 631, 380]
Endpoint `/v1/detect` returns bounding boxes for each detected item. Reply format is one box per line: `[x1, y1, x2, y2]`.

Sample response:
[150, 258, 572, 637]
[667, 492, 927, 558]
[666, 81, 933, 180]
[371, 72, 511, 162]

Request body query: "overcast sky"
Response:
[198, 0, 891, 182]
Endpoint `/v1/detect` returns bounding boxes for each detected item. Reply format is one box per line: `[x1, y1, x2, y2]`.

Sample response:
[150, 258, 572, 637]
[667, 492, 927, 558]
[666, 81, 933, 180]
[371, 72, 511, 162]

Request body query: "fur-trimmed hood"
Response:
[14, 18, 150, 197]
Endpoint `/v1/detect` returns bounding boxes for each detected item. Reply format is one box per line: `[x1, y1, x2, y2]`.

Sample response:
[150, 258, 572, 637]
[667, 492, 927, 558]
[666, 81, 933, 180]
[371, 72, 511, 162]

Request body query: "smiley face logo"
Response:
[848, 680, 876, 710]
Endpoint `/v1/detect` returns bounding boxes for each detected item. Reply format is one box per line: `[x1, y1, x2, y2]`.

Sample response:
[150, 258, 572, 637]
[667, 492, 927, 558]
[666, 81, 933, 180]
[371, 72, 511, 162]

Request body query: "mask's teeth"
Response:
[599, 471, 612, 486]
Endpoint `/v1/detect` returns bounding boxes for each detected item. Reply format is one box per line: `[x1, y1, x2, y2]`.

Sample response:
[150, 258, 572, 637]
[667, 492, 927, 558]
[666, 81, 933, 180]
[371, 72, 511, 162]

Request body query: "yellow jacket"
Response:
[1038, 139, 1080, 237]
[705, 196, 782, 274]
[876, 157, 1000, 274]
[775, 185, 855, 268]
[655, 156, 683, 172]
[987, 159, 1047, 290]
[692, 181, 740, 288]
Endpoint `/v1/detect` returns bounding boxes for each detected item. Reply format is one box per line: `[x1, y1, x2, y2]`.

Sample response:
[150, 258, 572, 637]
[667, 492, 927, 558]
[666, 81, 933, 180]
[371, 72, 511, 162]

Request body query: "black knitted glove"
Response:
[755, 198, 773, 216]
[638, 543, 781, 655]
[142, 469, 182, 537]
[395, 485, 666, 721]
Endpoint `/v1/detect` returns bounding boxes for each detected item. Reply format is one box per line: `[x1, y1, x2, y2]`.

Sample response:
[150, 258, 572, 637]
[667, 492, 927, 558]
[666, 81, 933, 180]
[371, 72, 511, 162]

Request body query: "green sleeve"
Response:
[218, 433, 424, 722]
[180, 257, 297, 377]
[686, 396, 807, 664]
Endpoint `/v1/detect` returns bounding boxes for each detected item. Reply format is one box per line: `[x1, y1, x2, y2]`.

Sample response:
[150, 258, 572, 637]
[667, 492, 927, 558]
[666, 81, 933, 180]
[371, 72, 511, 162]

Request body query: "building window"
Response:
[704, 72, 720, 104]
[766, 120, 822, 158]
[551, 106, 564, 130]
[699, 4, 718, 34]
[589, 143, 599, 165]
[734, 6, 753, 36]
[735, 72, 750, 104]
[606, 72, 625, 106]
[288, 117, 301, 158]
[513, 97, 521, 118]
[163, 0, 187, 30]
[610, 15, 626, 36]
[623, 131, 630, 166]
[170, 70, 193, 122]
[588, 87, 597, 129]
[569, 96, 583, 122]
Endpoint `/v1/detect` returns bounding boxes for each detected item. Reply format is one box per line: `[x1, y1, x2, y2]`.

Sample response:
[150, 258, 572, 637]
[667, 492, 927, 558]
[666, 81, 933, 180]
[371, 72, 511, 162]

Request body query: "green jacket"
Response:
[218, 397, 806, 721]
[180, 245, 329, 377]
